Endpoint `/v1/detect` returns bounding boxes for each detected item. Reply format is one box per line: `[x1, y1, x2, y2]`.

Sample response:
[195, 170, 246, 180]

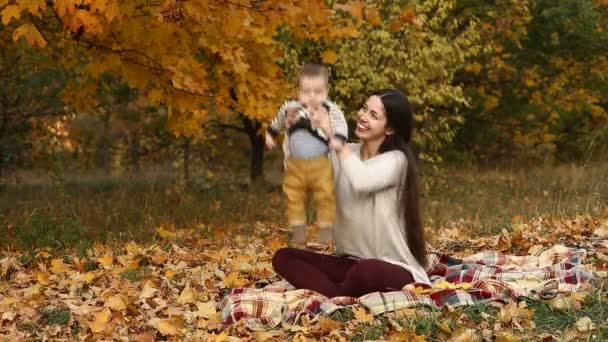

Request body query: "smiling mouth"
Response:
[356, 121, 369, 131]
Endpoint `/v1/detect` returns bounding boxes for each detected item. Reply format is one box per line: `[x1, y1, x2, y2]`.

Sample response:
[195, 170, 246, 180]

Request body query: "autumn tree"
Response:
[0, 30, 69, 178]
[278, 0, 484, 163]
[1, 0, 360, 181]
[453, 0, 608, 161]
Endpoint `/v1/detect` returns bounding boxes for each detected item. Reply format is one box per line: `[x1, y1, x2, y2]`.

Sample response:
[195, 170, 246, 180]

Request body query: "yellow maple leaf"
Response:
[22, 284, 41, 298]
[53, 0, 76, 17]
[19, 0, 46, 16]
[89, 0, 106, 12]
[1, 5, 22, 25]
[104, 0, 119, 22]
[195, 301, 217, 319]
[36, 272, 51, 285]
[177, 285, 197, 304]
[140, 281, 158, 299]
[87, 308, 111, 334]
[75, 9, 103, 34]
[222, 272, 247, 288]
[495, 332, 521, 342]
[104, 295, 127, 311]
[351, 1, 363, 21]
[156, 226, 176, 239]
[321, 49, 338, 65]
[352, 307, 374, 322]
[13, 23, 47, 48]
[97, 254, 113, 267]
[157, 319, 179, 336]
[85, 271, 103, 283]
[366, 7, 381, 26]
[50, 259, 70, 273]
[317, 315, 340, 333]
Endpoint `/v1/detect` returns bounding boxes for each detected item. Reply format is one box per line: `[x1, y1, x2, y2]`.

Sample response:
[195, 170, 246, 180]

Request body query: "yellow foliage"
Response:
[12, 23, 46, 48]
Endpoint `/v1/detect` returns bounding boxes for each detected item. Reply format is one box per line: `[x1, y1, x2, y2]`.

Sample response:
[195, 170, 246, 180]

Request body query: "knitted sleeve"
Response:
[267, 100, 300, 137]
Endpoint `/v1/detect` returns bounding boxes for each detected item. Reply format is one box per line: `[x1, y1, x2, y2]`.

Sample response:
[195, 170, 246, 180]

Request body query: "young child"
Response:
[266, 64, 348, 246]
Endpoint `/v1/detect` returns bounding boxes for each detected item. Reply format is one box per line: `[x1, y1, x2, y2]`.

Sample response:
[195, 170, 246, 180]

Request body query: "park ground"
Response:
[1, 161, 607, 341]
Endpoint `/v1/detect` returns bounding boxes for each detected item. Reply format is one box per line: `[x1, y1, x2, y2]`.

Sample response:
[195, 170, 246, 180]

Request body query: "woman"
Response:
[272, 89, 430, 298]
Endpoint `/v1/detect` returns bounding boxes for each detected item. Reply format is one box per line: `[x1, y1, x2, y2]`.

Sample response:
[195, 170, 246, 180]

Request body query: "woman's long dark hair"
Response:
[374, 89, 427, 268]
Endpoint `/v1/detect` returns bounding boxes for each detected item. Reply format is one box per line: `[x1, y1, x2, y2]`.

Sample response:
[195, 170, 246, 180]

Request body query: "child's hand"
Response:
[285, 107, 299, 130]
[309, 105, 332, 138]
[265, 132, 276, 150]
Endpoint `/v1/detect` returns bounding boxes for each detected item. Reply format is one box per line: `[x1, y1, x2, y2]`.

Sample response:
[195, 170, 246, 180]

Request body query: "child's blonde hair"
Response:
[298, 64, 329, 86]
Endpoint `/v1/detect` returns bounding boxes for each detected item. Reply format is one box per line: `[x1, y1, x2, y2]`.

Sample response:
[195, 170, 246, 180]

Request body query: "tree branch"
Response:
[209, 119, 247, 133]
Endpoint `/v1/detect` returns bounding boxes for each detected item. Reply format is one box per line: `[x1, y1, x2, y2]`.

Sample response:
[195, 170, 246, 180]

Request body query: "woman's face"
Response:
[355, 95, 393, 141]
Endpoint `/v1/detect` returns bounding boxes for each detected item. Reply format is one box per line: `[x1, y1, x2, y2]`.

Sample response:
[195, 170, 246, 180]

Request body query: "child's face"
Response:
[297, 75, 328, 110]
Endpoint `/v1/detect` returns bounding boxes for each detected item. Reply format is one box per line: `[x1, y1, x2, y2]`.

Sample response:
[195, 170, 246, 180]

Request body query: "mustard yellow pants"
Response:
[283, 155, 335, 227]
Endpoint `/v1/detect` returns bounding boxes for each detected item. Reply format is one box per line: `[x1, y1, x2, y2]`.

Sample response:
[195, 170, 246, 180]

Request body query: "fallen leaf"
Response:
[575, 316, 595, 332]
[36, 272, 50, 285]
[50, 259, 70, 273]
[450, 328, 480, 342]
[317, 315, 340, 333]
[157, 319, 179, 336]
[97, 254, 113, 267]
[352, 306, 374, 322]
[156, 226, 176, 239]
[195, 301, 217, 319]
[177, 284, 197, 304]
[495, 332, 520, 342]
[87, 308, 111, 334]
[140, 281, 157, 299]
[104, 295, 127, 311]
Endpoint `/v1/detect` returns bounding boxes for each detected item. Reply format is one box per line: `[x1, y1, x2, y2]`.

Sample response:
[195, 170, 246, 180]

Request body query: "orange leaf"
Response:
[1, 5, 21, 25]
[104, 0, 119, 22]
[87, 308, 111, 334]
[53, 0, 76, 17]
[13, 23, 47, 48]
[75, 9, 103, 34]
[36, 272, 51, 285]
[351, 1, 363, 21]
[321, 49, 338, 65]
[19, 0, 46, 17]
[89, 0, 107, 12]
[352, 307, 374, 322]
[97, 254, 113, 267]
[366, 7, 381, 26]
[49, 259, 70, 273]
[104, 295, 127, 311]
[157, 320, 179, 336]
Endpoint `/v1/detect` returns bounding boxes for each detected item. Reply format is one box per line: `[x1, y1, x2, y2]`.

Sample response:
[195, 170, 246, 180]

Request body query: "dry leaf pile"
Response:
[1, 217, 607, 341]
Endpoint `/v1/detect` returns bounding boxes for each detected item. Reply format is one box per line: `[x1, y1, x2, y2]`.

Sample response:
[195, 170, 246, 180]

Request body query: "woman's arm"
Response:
[333, 141, 406, 194]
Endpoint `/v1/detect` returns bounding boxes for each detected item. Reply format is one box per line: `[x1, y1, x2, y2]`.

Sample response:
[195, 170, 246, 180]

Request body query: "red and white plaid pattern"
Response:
[219, 245, 597, 329]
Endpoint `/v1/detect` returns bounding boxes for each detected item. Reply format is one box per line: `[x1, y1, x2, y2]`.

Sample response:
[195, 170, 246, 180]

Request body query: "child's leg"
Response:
[311, 156, 336, 243]
[283, 158, 307, 244]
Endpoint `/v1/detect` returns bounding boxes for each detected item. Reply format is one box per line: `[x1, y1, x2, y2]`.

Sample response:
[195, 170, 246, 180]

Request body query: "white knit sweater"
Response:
[331, 144, 431, 285]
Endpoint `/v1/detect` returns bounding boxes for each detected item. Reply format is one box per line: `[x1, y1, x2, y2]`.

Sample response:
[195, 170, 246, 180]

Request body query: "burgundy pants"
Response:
[271, 247, 415, 298]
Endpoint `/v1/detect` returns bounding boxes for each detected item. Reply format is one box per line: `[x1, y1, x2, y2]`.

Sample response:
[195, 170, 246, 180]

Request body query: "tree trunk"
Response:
[101, 110, 112, 173]
[240, 115, 264, 182]
[183, 137, 191, 183]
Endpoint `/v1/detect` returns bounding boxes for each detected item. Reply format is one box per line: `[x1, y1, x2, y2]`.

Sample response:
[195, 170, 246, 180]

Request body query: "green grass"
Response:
[462, 303, 500, 325]
[524, 290, 608, 337]
[120, 266, 151, 282]
[423, 161, 608, 230]
[40, 308, 70, 326]
[351, 317, 389, 342]
[1, 161, 607, 251]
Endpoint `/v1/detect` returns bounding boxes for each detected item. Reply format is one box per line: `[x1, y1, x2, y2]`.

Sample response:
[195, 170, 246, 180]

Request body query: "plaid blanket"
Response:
[218, 245, 596, 329]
